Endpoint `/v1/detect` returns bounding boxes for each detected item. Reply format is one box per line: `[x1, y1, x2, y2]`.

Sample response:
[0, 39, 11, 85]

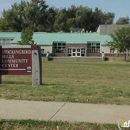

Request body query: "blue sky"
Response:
[0, 0, 130, 23]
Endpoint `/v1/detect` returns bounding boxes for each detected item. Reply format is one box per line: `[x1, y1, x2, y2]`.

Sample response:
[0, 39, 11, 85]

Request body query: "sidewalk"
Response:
[0, 99, 130, 124]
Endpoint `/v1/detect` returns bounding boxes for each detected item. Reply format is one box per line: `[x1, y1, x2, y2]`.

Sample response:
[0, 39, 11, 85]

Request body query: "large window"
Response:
[0, 39, 12, 45]
[41, 49, 44, 54]
[53, 42, 66, 53]
[68, 48, 72, 56]
[110, 48, 115, 53]
[87, 42, 100, 53]
[81, 48, 85, 56]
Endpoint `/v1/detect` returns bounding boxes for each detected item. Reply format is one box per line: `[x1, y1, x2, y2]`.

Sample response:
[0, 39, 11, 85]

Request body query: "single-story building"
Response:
[0, 25, 130, 57]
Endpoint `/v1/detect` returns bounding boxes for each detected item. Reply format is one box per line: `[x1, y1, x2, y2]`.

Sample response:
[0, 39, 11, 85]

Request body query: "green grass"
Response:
[107, 55, 130, 62]
[0, 119, 120, 130]
[0, 58, 130, 105]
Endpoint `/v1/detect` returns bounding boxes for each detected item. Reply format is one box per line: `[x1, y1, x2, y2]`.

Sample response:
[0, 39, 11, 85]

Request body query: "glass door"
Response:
[72, 49, 76, 57]
[76, 48, 81, 57]
[68, 48, 83, 57]
[72, 48, 81, 57]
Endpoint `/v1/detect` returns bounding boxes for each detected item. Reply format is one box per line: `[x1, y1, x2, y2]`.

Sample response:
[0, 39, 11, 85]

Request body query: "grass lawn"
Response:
[0, 57, 130, 105]
[0, 119, 120, 130]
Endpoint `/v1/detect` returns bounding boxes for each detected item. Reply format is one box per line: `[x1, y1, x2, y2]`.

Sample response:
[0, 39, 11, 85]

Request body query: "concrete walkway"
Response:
[0, 99, 129, 124]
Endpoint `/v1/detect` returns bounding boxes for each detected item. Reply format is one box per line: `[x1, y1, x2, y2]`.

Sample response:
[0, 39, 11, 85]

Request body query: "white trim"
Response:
[2, 45, 31, 48]
[0, 69, 26, 71]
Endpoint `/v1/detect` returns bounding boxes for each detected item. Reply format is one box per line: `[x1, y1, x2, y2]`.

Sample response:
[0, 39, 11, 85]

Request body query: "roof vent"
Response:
[81, 29, 85, 33]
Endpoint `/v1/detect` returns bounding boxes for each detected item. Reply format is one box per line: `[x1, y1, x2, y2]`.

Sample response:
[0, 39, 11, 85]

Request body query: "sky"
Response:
[0, 0, 130, 23]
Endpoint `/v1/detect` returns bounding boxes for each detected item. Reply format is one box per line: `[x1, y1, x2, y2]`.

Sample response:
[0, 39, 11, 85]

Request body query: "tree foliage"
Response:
[54, 6, 115, 32]
[107, 27, 130, 61]
[0, 0, 49, 32]
[0, 0, 115, 32]
[18, 28, 34, 45]
[116, 17, 130, 25]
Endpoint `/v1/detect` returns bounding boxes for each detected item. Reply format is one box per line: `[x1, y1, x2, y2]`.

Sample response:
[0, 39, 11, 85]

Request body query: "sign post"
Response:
[0, 45, 42, 86]
[32, 45, 42, 86]
[0, 46, 2, 84]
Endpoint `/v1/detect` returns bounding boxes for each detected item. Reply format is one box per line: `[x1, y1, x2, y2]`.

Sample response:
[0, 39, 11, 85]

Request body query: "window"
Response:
[2, 39, 7, 45]
[81, 48, 85, 56]
[110, 48, 115, 53]
[87, 42, 100, 53]
[68, 48, 72, 56]
[41, 49, 44, 54]
[53, 42, 66, 53]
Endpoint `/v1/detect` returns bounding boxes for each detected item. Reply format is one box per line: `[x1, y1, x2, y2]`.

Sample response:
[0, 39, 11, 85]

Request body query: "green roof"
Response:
[0, 32, 111, 45]
[0, 32, 21, 39]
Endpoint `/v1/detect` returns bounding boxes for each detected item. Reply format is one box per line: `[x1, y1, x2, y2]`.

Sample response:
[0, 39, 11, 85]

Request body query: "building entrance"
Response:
[68, 48, 86, 57]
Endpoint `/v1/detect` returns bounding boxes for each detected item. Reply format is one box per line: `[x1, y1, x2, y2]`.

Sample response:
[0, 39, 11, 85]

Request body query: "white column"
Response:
[32, 47, 42, 86]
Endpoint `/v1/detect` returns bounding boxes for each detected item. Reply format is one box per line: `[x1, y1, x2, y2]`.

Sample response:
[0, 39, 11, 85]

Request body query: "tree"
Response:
[0, 1, 28, 32]
[107, 27, 130, 61]
[0, 0, 49, 32]
[66, 5, 78, 30]
[75, 6, 93, 32]
[116, 17, 130, 25]
[54, 6, 115, 32]
[0, 18, 9, 31]
[0, 0, 115, 32]
[45, 7, 57, 32]
[27, 0, 49, 31]
[92, 7, 104, 31]
[54, 8, 69, 32]
[104, 12, 115, 24]
[18, 28, 34, 45]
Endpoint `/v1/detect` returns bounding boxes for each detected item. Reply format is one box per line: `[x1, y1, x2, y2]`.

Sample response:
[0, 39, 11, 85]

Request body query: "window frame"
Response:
[87, 42, 100, 53]
[53, 42, 66, 53]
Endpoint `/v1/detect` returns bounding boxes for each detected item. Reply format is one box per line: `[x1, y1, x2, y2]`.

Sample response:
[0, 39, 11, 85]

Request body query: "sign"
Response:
[0, 45, 42, 86]
[0, 46, 33, 75]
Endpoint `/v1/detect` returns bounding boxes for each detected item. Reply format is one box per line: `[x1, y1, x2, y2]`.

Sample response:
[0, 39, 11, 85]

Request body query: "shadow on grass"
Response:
[42, 83, 67, 86]
[126, 59, 130, 62]
[3, 81, 31, 85]
[1, 82, 66, 87]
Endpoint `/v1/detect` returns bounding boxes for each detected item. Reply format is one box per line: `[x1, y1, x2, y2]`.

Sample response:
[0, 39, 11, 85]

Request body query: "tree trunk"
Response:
[124, 52, 126, 61]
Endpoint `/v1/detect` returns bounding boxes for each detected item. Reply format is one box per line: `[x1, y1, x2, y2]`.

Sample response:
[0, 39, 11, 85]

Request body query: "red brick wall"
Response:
[66, 44, 87, 48]
[52, 53, 66, 57]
